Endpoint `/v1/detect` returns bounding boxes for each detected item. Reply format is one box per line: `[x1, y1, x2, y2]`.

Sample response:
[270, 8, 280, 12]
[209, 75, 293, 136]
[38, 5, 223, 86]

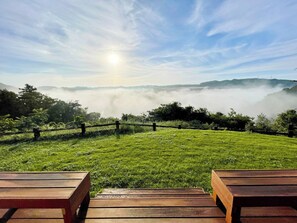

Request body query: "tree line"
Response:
[0, 84, 100, 132]
[0, 84, 296, 134]
[122, 102, 296, 133]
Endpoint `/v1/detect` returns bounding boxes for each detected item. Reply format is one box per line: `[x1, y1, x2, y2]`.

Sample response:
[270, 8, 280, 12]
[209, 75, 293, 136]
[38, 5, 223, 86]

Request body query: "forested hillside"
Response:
[1, 84, 296, 134]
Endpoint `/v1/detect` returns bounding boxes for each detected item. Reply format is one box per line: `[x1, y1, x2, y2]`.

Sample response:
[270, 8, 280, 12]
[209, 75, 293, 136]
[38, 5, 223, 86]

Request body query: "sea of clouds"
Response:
[40, 85, 297, 118]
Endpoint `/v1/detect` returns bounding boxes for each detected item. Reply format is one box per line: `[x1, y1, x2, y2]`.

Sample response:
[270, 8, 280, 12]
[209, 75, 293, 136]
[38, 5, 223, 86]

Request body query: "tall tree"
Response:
[273, 109, 297, 132]
[47, 100, 87, 123]
[18, 84, 55, 116]
[0, 89, 20, 118]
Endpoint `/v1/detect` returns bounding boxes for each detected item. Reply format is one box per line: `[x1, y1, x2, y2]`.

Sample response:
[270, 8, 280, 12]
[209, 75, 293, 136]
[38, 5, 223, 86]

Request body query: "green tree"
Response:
[18, 84, 55, 116]
[255, 114, 272, 132]
[86, 112, 101, 123]
[0, 89, 20, 118]
[210, 112, 228, 127]
[273, 109, 297, 132]
[0, 115, 17, 133]
[47, 100, 87, 123]
[16, 109, 48, 131]
[121, 113, 146, 122]
[227, 108, 253, 130]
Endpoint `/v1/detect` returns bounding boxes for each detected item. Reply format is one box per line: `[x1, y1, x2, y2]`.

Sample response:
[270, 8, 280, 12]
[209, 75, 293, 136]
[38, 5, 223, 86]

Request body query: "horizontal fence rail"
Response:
[0, 121, 296, 140]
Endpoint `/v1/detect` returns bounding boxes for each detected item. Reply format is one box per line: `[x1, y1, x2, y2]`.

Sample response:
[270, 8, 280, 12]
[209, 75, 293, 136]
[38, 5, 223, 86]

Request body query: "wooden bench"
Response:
[2, 188, 296, 222]
[211, 170, 297, 223]
[0, 172, 90, 223]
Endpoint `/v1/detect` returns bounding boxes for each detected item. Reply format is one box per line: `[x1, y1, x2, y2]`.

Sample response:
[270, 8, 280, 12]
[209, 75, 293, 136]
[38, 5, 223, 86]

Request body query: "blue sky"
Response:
[1, 0, 297, 87]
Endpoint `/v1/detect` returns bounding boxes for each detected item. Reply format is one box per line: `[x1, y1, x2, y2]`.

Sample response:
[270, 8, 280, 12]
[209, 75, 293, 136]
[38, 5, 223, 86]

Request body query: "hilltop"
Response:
[0, 129, 296, 196]
[0, 83, 17, 92]
[198, 78, 296, 89]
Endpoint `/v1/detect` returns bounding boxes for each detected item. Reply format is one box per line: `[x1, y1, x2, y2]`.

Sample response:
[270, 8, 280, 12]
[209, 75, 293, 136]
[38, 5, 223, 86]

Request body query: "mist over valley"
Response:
[25, 79, 297, 118]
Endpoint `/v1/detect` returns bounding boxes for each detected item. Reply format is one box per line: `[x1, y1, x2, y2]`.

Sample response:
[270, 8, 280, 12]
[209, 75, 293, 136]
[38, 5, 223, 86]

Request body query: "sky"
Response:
[1, 0, 297, 87]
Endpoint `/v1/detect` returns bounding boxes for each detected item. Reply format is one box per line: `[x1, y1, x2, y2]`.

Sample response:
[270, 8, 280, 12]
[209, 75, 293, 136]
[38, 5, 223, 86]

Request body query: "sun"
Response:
[108, 53, 120, 65]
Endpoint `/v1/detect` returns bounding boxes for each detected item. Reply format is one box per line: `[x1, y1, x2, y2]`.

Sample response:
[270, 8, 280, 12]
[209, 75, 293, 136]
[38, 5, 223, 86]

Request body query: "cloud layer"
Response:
[40, 86, 296, 118]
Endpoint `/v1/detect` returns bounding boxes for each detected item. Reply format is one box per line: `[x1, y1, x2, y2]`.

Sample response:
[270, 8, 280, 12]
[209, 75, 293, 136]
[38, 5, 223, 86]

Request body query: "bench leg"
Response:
[77, 192, 90, 220]
[62, 208, 76, 223]
[81, 192, 90, 210]
[226, 205, 241, 223]
[213, 191, 226, 213]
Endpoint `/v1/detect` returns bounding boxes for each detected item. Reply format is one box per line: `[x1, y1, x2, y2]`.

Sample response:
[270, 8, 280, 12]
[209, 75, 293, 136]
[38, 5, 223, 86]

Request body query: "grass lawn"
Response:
[0, 129, 296, 197]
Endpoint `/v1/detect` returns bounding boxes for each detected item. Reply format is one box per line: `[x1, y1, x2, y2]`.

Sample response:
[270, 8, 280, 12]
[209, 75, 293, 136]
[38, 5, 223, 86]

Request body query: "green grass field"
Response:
[0, 129, 296, 196]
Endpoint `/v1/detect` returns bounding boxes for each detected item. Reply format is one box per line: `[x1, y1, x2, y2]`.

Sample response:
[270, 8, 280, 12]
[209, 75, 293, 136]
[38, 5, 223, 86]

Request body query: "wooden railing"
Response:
[0, 121, 296, 140]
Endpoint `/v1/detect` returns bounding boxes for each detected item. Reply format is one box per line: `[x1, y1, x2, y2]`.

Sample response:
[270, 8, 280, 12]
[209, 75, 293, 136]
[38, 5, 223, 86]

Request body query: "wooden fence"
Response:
[0, 121, 296, 140]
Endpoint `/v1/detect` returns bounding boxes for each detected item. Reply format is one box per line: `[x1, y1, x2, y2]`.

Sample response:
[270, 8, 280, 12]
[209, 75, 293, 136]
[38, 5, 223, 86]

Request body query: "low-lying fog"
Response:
[40, 86, 297, 118]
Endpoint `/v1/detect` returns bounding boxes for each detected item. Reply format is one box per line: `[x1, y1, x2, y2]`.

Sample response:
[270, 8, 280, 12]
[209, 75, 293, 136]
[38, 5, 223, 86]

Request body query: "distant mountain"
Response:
[0, 83, 18, 92]
[283, 85, 297, 95]
[38, 85, 204, 92]
[254, 84, 297, 116]
[199, 78, 295, 89]
[1, 78, 296, 92]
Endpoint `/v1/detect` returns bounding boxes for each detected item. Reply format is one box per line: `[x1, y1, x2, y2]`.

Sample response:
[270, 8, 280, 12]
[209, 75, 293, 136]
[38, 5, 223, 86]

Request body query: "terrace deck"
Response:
[1, 188, 296, 223]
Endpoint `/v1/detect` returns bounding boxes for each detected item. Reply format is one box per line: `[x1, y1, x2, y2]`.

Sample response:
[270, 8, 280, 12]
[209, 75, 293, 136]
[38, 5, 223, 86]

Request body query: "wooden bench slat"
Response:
[12, 209, 62, 218]
[0, 180, 81, 188]
[95, 194, 210, 198]
[229, 185, 297, 196]
[0, 208, 9, 217]
[240, 217, 297, 223]
[8, 219, 226, 223]
[8, 220, 64, 223]
[101, 188, 205, 195]
[11, 207, 224, 219]
[89, 198, 217, 207]
[84, 207, 225, 218]
[214, 170, 297, 178]
[82, 219, 226, 223]
[0, 188, 74, 198]
[0, 172, 86, 180]
[241, 207, 297, 217]
[222, 177, 297, 186]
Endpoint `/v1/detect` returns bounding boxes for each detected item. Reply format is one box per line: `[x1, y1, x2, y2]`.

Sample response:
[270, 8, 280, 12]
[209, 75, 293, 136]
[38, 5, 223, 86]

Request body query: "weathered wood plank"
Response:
[0, 208, 9, 217]
[0, 180, 80, 188]
[95, 194, 210, 198]
[214, 170, 297, 178]
[222, 177, 297, 186]
[101, 188, 205, 195]
[241, 207, 297, 217]
[8, 219, 226, 223]
[0, 172, 86, 180]
[89, 198, 217, 207]
[8, 220, 64, 223]
[82, 219, 226, 223]
[84, 207, 225, 218]
[12, 209, 62, 218]
[11, 207, 224, 219]
[229, 185, 297, 197]
[0, 188, 74, 198]
[240, 217, 297, 223]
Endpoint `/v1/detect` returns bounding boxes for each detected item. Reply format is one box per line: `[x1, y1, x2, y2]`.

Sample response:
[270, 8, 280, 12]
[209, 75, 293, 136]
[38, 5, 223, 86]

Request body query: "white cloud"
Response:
[1, 0, 297, 86]
[194, 0, 297, 38]
[39, 86, 296, 118]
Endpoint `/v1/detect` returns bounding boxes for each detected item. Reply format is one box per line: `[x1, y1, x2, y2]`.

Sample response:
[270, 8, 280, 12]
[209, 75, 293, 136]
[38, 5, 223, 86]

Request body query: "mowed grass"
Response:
[0, 129, 296, 196]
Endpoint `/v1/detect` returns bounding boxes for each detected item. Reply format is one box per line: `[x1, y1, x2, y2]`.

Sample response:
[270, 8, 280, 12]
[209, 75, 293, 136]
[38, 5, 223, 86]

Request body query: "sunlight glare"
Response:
[108, 53, 120, 65]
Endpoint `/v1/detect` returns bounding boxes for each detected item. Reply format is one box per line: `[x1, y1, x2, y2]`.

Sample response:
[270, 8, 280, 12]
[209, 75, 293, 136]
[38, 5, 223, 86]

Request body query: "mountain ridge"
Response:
[1, 78, 296, 92]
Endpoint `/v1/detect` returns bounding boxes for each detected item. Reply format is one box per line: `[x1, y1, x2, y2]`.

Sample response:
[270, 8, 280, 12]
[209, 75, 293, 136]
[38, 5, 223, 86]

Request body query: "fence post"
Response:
[115, 121, 120, 133]
[288, 124, 294, 138]
[81, 123, 86, 136]
[33, 128, 40, 140]
[178, 125, 181, 129]
[153, 123, 156, 131]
